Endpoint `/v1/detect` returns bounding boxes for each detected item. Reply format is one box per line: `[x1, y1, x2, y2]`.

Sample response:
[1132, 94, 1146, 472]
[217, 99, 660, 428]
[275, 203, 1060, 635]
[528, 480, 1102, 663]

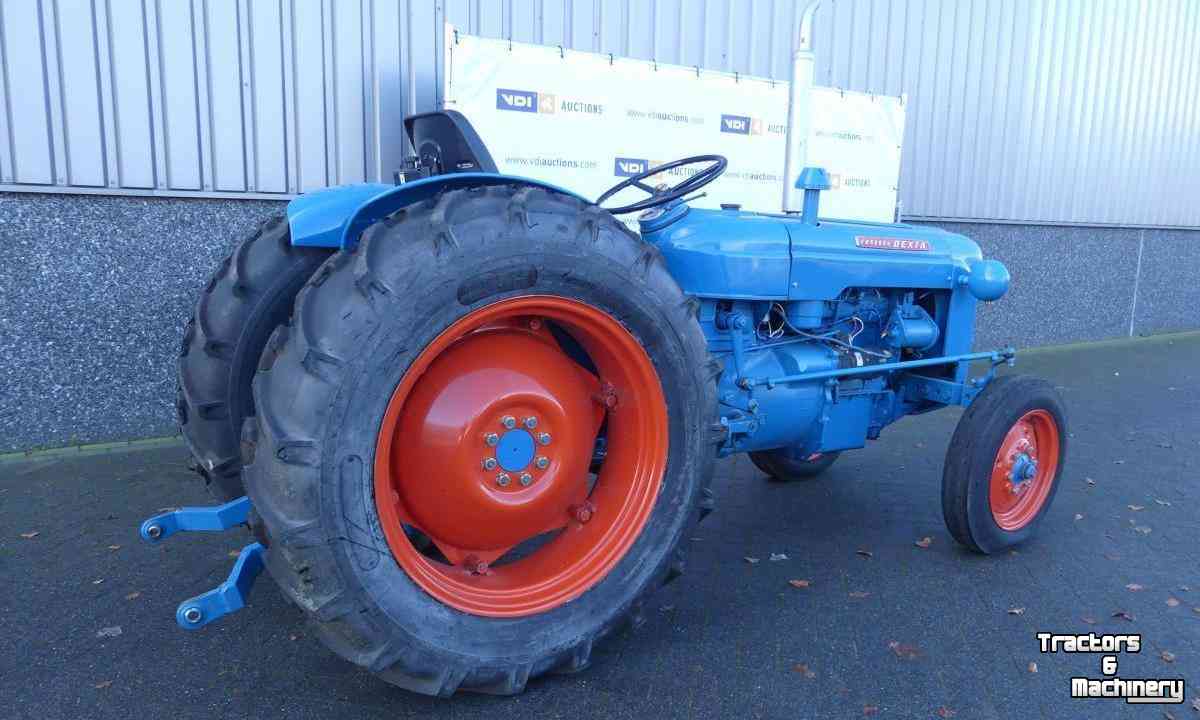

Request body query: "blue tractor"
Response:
[153, 106, 1066, 695]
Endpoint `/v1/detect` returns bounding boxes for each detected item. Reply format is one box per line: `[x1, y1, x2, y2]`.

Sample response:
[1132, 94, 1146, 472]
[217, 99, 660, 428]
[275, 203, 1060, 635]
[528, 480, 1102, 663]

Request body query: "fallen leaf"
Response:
[849, 591, 871, 599]
[107, 544, 120, 551]
[863, 705, 879, 716]
[1133, 525, 1152, 535]
[1168, 598, 1181, 607]
[1161, 651, 1176, 663]
[1028, 661, 1038, 673]
[792, 663, 816, 678]
[1009, 549, 1019, 556]
[1114, 459, 1125, 464]
[1192, 697, 1199, 711]
[125, 592, 140, 601]
[1194, 607, 1200, 615]
[96, 626, 123, 638]
[1129, 504, 1146, 511]
[19, 531, 39, 539]
[659, 604, 675, 613]
[1112, 610, 1135, 622]
[936, 707, 957, 718]
[1074, 514, 1084, 521]
[92, 579, 104, 585]
[769, 552, 789, 562]
[915, 537, 933, 549]
[1126, 583, 1145, 591]
[856, 549, 873, 559]
[1104, 553, 1121, 561]
[1164, 711, 1176, 720]
[228, 550, 240, 558]
[1157, 442, 1173, 449]
[1082, 616, 1097, 625]
[1155, 499, 1172, 506]
[788, 579, 812, 589]
[93, 680, 113, 690]
[1180, 586, 1190, 592]
[1008, 607, 1026, 615]
[744, 556, 760, 564]
[887, 640, 920, 659]
[1086, 478, 1097, 486]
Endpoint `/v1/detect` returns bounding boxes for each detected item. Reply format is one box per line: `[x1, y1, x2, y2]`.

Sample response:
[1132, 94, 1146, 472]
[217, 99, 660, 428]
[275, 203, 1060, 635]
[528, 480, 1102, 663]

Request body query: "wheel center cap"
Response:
[496, 429, 535, 471]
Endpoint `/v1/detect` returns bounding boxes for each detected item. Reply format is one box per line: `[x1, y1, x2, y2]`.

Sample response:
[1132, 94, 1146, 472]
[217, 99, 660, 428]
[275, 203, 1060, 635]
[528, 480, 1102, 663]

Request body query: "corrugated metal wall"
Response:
[2, 0, 1198, 226]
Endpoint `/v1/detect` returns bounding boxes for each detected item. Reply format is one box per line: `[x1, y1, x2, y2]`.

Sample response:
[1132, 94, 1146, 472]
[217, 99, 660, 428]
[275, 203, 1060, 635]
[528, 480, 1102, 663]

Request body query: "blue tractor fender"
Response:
[286, 173, 591, 250]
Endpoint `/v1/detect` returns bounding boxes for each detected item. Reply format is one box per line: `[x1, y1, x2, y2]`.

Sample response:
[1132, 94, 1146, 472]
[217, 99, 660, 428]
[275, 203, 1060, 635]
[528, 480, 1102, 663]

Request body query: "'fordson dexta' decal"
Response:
[855, 236, 932, 252]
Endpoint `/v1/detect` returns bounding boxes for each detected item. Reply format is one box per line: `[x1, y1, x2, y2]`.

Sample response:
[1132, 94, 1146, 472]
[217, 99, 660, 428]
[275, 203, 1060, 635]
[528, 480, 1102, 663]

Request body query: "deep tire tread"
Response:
[177, 213, 331, 499]
[245, 184, 719, 695]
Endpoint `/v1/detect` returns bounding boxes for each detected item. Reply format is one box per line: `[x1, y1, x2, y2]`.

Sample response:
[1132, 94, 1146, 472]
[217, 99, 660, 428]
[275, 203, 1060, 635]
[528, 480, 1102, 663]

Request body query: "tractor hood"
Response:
[641, 206, 1008, 302]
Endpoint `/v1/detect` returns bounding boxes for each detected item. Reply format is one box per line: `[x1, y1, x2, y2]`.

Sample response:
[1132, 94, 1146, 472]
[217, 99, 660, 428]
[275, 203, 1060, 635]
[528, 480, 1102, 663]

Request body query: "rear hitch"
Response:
[139, 496, 265, 630]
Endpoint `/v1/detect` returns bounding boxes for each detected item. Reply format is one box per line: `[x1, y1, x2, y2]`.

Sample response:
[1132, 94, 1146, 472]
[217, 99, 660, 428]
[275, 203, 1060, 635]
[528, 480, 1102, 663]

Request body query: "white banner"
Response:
[444, 28, 904, 222]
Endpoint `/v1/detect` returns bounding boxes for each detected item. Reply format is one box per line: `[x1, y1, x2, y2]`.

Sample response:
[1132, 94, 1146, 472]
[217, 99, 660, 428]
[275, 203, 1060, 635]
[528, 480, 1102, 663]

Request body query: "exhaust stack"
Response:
[782, 1, 821, 214]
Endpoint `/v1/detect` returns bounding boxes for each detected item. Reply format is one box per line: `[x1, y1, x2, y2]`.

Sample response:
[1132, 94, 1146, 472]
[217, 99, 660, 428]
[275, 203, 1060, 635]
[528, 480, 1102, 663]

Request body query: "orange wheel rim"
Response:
[989, 409, 1060, 531]
[373, 296, 668, 617]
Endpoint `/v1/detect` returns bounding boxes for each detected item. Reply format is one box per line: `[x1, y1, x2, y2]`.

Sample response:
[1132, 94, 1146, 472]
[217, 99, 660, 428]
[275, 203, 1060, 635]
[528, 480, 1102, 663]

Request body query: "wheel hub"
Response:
[388, 326, 596, 557]
[372, 296, 669, 617]
[989, 410, 1060, 530]
[495, 428, 536, 472]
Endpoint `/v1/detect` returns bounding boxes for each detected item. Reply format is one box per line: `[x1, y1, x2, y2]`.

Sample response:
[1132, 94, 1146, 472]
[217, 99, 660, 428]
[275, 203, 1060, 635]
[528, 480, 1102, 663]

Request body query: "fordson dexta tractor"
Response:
[145, 18, 1066, 698]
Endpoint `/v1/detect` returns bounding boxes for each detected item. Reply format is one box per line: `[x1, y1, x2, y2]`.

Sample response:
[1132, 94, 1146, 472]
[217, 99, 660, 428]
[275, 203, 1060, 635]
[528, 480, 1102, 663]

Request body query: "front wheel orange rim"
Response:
[989, 409, 1060, 531]
[373, 296, 668, 618]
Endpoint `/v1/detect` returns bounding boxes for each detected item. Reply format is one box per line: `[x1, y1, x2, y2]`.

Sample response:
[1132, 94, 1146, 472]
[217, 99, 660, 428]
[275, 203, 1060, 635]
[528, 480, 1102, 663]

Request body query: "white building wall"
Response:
[1, 0, 1198, 226]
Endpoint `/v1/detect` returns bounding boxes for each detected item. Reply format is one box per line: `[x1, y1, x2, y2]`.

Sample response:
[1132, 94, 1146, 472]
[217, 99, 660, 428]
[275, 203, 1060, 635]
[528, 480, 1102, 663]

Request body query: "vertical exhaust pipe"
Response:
[782, 1, 822, 214]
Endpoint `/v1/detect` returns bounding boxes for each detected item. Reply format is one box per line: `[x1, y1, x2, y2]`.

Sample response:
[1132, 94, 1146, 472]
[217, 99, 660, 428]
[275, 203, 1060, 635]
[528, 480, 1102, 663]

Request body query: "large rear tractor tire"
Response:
[941, 374, 1068, 554]
[177, 214, 332, 500]
[242, 185, 719, 696]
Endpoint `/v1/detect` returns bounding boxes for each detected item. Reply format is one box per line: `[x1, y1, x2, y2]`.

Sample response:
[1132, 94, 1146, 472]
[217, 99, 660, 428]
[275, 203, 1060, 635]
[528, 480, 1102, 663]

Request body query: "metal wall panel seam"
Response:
[145, 0, 168, 189]
[321, 0, 335, 186]
[1112, 1, 1148, 226]
[44, 0, 69, 185]
[281, 0, 295, 192]
[238, 0, 255, 191]
[1148, 1, 1188, 226]
[193, 0, 213, 191]
[95, 0, 118, 187]
[0, 1, 12, 183]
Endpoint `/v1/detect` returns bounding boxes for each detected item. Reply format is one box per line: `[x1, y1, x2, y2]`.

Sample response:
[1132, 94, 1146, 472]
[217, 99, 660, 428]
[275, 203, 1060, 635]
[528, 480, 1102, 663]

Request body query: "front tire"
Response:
[941, 374, 1067, 554]
[243, 186, 718, 695]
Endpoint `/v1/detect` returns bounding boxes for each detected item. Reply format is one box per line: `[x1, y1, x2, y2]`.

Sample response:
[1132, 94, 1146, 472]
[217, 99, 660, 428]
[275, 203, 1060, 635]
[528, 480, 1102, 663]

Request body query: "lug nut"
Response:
[484, 432, 499, 447]
[529, 318, 543, 331]
[538, 432, 552, 446]
[146, 524, 163, 539]
[463, 555, 489, 575]
[519, 472, 533, 486]
[501, 415, 516, 429]
[183, 607, 203, 624]
[535, 456, 550, 469]
[569, 501, 595, 524]
[496, 473, 511, 487]
[524, 416, 538, 429]
[482, 457, 498, 471]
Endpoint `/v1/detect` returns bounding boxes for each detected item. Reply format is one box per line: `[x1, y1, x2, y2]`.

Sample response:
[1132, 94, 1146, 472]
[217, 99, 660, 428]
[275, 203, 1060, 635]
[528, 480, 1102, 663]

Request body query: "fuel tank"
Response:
[640, 205, 1005, 302]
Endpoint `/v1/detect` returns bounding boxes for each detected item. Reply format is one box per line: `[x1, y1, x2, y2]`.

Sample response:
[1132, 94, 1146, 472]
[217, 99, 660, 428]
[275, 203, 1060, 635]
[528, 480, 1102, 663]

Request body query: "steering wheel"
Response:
[596, 154, 728, 215]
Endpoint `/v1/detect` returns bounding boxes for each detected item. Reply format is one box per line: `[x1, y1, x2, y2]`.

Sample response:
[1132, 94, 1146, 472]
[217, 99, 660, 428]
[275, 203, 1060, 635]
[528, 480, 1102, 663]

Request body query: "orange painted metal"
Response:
[989, 409, 1061, 531]
[373, 296, 668, 617]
